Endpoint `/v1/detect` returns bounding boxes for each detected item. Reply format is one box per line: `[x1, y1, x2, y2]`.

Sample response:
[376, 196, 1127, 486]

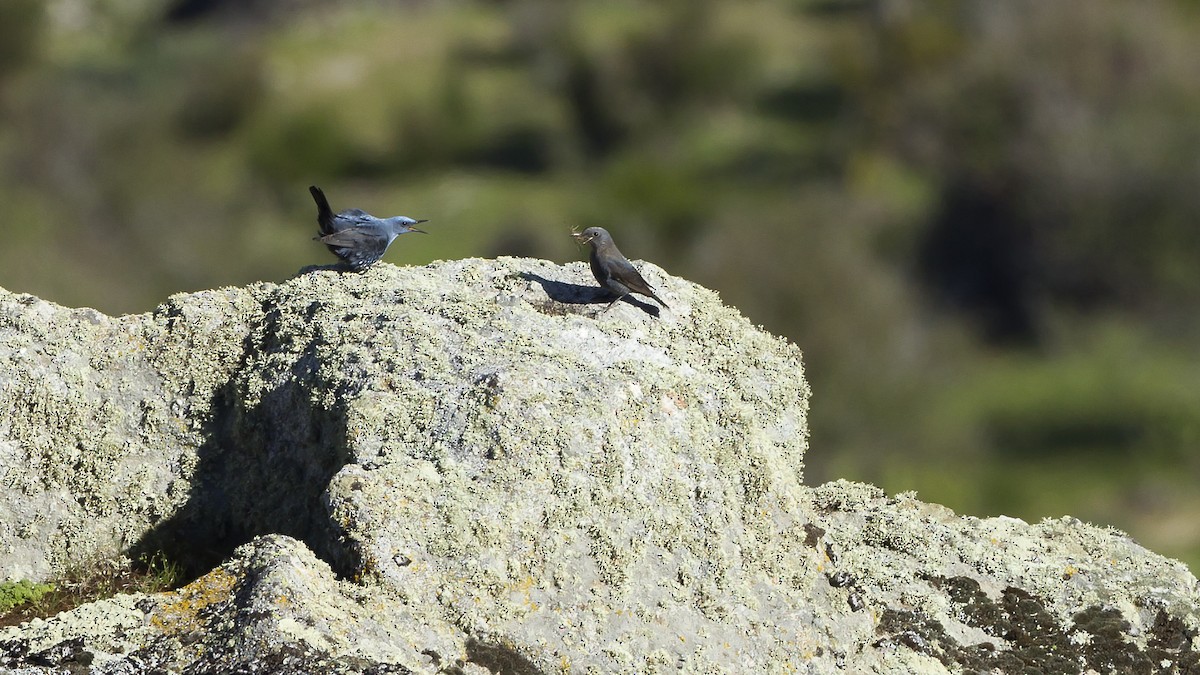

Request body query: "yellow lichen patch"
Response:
[150, 568, 238, 635]
[504, 575, 542, 614]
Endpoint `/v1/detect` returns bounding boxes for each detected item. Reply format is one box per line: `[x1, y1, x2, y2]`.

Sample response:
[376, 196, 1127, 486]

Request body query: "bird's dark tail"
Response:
[309, 185, 334, 234]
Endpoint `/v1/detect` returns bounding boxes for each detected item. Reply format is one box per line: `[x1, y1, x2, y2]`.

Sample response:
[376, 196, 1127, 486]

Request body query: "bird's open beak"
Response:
[571, 230, 593, 245]
[413, 219, 428, 234]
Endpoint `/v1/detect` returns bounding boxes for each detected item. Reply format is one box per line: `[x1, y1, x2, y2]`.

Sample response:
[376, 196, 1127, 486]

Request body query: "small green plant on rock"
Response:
[0, 552, 184, 627]
[0, 580, 53, 614]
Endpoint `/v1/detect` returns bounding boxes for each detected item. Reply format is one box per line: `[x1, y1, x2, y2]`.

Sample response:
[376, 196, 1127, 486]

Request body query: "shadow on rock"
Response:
[298, 263, 355, 275]
[131, 308, 359, 583]
[519, 272, 660, 316]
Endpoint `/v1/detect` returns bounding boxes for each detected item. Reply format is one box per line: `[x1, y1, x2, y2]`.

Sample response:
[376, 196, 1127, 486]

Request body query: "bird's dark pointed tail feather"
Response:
[309, 185, 334, 234]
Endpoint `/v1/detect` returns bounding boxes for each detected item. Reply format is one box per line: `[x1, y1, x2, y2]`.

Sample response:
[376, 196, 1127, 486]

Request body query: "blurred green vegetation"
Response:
[2, 0, 1200, 570]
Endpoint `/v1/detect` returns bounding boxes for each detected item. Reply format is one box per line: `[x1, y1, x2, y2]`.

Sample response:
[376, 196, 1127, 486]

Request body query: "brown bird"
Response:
[572, 226, 669, 312]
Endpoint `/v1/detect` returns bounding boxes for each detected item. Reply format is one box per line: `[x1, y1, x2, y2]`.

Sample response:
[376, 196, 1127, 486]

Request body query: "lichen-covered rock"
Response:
[0, 257, 805, 582]
[1, 535, 433, 673]
[0, 288, 248, 581]
[1, 258, 1198, 673]
[809, 481, 1200, 673]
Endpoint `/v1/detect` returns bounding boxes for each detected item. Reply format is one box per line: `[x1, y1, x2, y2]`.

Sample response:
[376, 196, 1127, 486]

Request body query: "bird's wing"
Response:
[607, 257, 648, 287]
[611, 258, 668, 306]
[319, 210, 379, 240]
[317, 226, 390, 249]
[338, 208, 372, 221]
[319, 226, 394, 271]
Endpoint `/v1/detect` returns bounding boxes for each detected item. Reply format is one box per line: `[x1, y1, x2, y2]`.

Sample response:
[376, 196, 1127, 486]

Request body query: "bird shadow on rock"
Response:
[519, 272, 661, 317]
[299, 263, 355, 274]
[129, 306, 360, 584]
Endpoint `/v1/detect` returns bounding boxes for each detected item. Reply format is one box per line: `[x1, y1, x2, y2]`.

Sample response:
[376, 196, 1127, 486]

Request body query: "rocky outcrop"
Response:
[0, 258, 1196, 673]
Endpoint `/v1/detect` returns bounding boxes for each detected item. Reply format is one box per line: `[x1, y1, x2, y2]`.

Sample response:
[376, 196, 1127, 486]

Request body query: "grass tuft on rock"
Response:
[0, 553, 184, 628]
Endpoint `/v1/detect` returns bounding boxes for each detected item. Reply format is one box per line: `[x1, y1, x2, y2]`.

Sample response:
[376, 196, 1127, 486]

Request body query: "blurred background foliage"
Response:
[3, 0, 1200, 570]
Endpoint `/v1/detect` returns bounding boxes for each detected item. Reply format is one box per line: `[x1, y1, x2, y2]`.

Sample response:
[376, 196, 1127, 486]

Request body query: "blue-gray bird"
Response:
[309, 185, 427, 271]
[572, 226, 669, 312]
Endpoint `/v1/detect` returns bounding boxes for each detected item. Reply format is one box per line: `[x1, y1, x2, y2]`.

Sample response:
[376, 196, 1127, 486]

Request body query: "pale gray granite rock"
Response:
[1, 259, 1196, 673]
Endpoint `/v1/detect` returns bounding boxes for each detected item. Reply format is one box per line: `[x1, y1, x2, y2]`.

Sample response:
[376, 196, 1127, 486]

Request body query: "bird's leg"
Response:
[601, 294, 626, 313]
